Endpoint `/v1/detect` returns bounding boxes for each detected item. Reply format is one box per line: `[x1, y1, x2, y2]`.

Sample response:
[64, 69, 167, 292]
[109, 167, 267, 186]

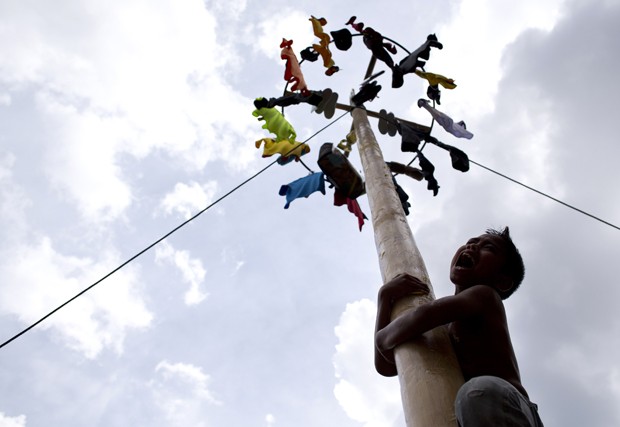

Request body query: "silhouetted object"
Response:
[425, 135, 470, 172]
[414, 70, 456, 89]
[310, 16, 339, 75]
[345, 15, 364, 32]
[417, 150, 440, 196]
[386, 161, 424, 181]
[313, 88, 339, 119]
[351, 81, 381, 106]
[378, 109, 398, 136]
[397, 121, 425, 152]
[330, 28, 353, 51]
[280, 39, 309, 95]
[347, 17, 396, 68]
[334, 188, 367, 231]
[418, 99, 473, 139]
[253, 92, 322, 109]
[392, 176, 411, 216]
[255, 138, 310, 164]
[317, 143, 365, 199]
[427, 84, 441, 104]
[392, 34, 443, 88]
[253, 104, 297, 142]
[279, 172, 326, 208]
[337, 130, 357, 157]
[300, 47, 319, 62]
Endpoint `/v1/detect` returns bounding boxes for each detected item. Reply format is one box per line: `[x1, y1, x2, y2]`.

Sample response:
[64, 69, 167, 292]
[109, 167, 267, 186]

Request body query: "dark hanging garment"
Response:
[317, 143, 366, 199]
[417, 151, 440, 196]
[392, 176, 411, 216]
[330, 28, 353, 51]
[398, 122, 424, 153]
[425, 136, 470, 172]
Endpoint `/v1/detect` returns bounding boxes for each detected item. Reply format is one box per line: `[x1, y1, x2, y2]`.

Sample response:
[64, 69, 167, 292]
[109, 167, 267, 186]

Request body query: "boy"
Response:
[374, 227, 543, 426]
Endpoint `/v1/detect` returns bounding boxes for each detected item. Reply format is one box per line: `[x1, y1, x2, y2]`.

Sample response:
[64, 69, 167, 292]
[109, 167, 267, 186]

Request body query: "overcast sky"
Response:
[1, 0, 619, 426]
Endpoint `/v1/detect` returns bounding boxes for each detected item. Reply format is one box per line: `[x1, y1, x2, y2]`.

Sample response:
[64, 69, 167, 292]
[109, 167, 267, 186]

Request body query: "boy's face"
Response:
[450, 234, 509, 288]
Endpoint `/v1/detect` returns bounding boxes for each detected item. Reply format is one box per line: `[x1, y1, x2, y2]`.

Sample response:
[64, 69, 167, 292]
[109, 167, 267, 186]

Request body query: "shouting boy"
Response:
[374, 227, 543, 426]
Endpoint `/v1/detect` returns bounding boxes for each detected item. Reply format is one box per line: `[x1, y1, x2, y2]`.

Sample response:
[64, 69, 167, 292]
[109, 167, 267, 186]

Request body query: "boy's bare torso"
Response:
[450, 284, 527, 397]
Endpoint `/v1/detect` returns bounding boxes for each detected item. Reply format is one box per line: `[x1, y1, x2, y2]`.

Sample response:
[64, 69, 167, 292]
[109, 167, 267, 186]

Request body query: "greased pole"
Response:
[351, 103, 464, 426]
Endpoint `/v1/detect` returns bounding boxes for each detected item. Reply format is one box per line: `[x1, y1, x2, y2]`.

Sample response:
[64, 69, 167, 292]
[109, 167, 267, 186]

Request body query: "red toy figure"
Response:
[280, 39, 310, 96]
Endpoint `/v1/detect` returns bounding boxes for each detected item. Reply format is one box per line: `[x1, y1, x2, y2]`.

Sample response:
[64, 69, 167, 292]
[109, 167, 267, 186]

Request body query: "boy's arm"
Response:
[375, 284, 498, 372]
[374, 274, 431, 377]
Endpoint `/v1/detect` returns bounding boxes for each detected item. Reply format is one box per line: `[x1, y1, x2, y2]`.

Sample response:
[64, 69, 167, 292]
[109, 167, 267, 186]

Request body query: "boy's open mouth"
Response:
[455, 252, 475, 269]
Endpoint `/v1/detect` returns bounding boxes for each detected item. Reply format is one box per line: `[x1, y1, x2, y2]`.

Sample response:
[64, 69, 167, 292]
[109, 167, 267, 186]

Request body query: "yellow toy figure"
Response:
[280, 38, 310, 95]
[309, 16, 339, 76]
[337, 130, 357, 157]
[255, 138, 310, 163]
[414, 70, 457, 89]
[252, 104, 297, 143]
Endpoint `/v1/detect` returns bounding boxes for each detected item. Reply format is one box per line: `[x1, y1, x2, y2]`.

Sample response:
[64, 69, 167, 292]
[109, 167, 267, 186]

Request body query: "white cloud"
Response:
[152, 360, 221, 426]
[160, 181, 218, 220]
[0, 412, 26, 427]
[333, 299, 402, 427]
[430, 0, 564, 118]
[254, 9, 317, 60]
[0, 93, 10, 106]
[155, 241, 208, 305]
[0, 152, 31, 241]
[265, 413, 276, 426]
[0, 237, 152, 358]
[40, 99, 133, 222]
[0, 0, 258, 222]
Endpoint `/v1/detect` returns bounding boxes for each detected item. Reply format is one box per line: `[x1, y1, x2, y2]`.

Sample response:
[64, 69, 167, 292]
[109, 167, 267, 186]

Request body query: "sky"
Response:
[0, 0, 619, 426]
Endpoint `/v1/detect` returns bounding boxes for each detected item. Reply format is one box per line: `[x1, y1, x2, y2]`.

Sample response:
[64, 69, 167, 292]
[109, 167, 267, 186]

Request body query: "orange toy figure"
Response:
[280, 39, 310, 96]
[309, 16, 339, 76]
[255, 138, 310, 163]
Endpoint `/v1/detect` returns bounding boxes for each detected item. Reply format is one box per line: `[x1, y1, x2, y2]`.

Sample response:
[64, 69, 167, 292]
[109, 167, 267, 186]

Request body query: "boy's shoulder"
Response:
[454, 284, 504, 307]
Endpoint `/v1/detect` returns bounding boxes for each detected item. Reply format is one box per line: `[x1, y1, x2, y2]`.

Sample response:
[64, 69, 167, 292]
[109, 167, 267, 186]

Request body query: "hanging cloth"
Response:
[279, 172, 326, 209]
[418, 99, 473, 139]
[334, 189, 367, 231]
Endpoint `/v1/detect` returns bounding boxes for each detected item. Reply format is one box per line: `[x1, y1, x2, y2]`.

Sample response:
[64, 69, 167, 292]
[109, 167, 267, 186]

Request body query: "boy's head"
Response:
[450, 226, 525, 299]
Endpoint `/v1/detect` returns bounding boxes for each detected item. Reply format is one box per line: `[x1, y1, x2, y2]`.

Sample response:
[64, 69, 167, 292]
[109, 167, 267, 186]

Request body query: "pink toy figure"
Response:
[280, 39, 310, 96]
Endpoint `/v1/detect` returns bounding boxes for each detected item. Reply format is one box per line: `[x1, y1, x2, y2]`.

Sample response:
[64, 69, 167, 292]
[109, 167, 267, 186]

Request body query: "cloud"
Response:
[430, 0, 564, 118]
[160, 181, 218, 220]
[0, 0, 258, 222]
[0, 237, 152, 358]
[0, 412, 26, 427]
[0, 93, 10, 106]
[155, 241, 208, 305]
[0, 151, 31, 242]
[253, 9, 317, 61]
[151, 360, 221, 426]
[332, 299, 402, 427]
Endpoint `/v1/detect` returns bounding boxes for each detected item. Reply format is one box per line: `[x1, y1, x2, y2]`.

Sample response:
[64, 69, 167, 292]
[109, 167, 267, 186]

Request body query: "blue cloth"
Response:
[279, 172, 326, 209]
[455, 376, 544, 427]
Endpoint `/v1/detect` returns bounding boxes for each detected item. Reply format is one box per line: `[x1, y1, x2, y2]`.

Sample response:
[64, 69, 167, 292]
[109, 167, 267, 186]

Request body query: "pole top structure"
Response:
[252, 14, 475, 425]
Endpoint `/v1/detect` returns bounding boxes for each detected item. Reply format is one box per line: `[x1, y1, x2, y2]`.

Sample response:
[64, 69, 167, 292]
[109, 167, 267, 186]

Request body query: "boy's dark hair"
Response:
[485, 226, 525, 299]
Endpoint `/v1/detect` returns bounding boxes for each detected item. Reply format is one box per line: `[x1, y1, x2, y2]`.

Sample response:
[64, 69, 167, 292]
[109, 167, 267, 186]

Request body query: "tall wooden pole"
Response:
[351, 106, 464, 426]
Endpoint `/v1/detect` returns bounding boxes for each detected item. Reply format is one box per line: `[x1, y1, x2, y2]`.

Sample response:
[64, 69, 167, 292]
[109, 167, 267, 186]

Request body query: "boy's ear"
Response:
[496, 274, 514, 294]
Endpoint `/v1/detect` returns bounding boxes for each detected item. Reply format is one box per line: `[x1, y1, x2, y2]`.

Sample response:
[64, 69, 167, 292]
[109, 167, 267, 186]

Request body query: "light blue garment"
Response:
[455, 376, 544, 426]
[279, 172, 326, 209]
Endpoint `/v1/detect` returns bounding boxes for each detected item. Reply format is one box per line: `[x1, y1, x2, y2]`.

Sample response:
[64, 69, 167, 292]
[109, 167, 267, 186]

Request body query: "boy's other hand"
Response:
[379, 273, 430, 303]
